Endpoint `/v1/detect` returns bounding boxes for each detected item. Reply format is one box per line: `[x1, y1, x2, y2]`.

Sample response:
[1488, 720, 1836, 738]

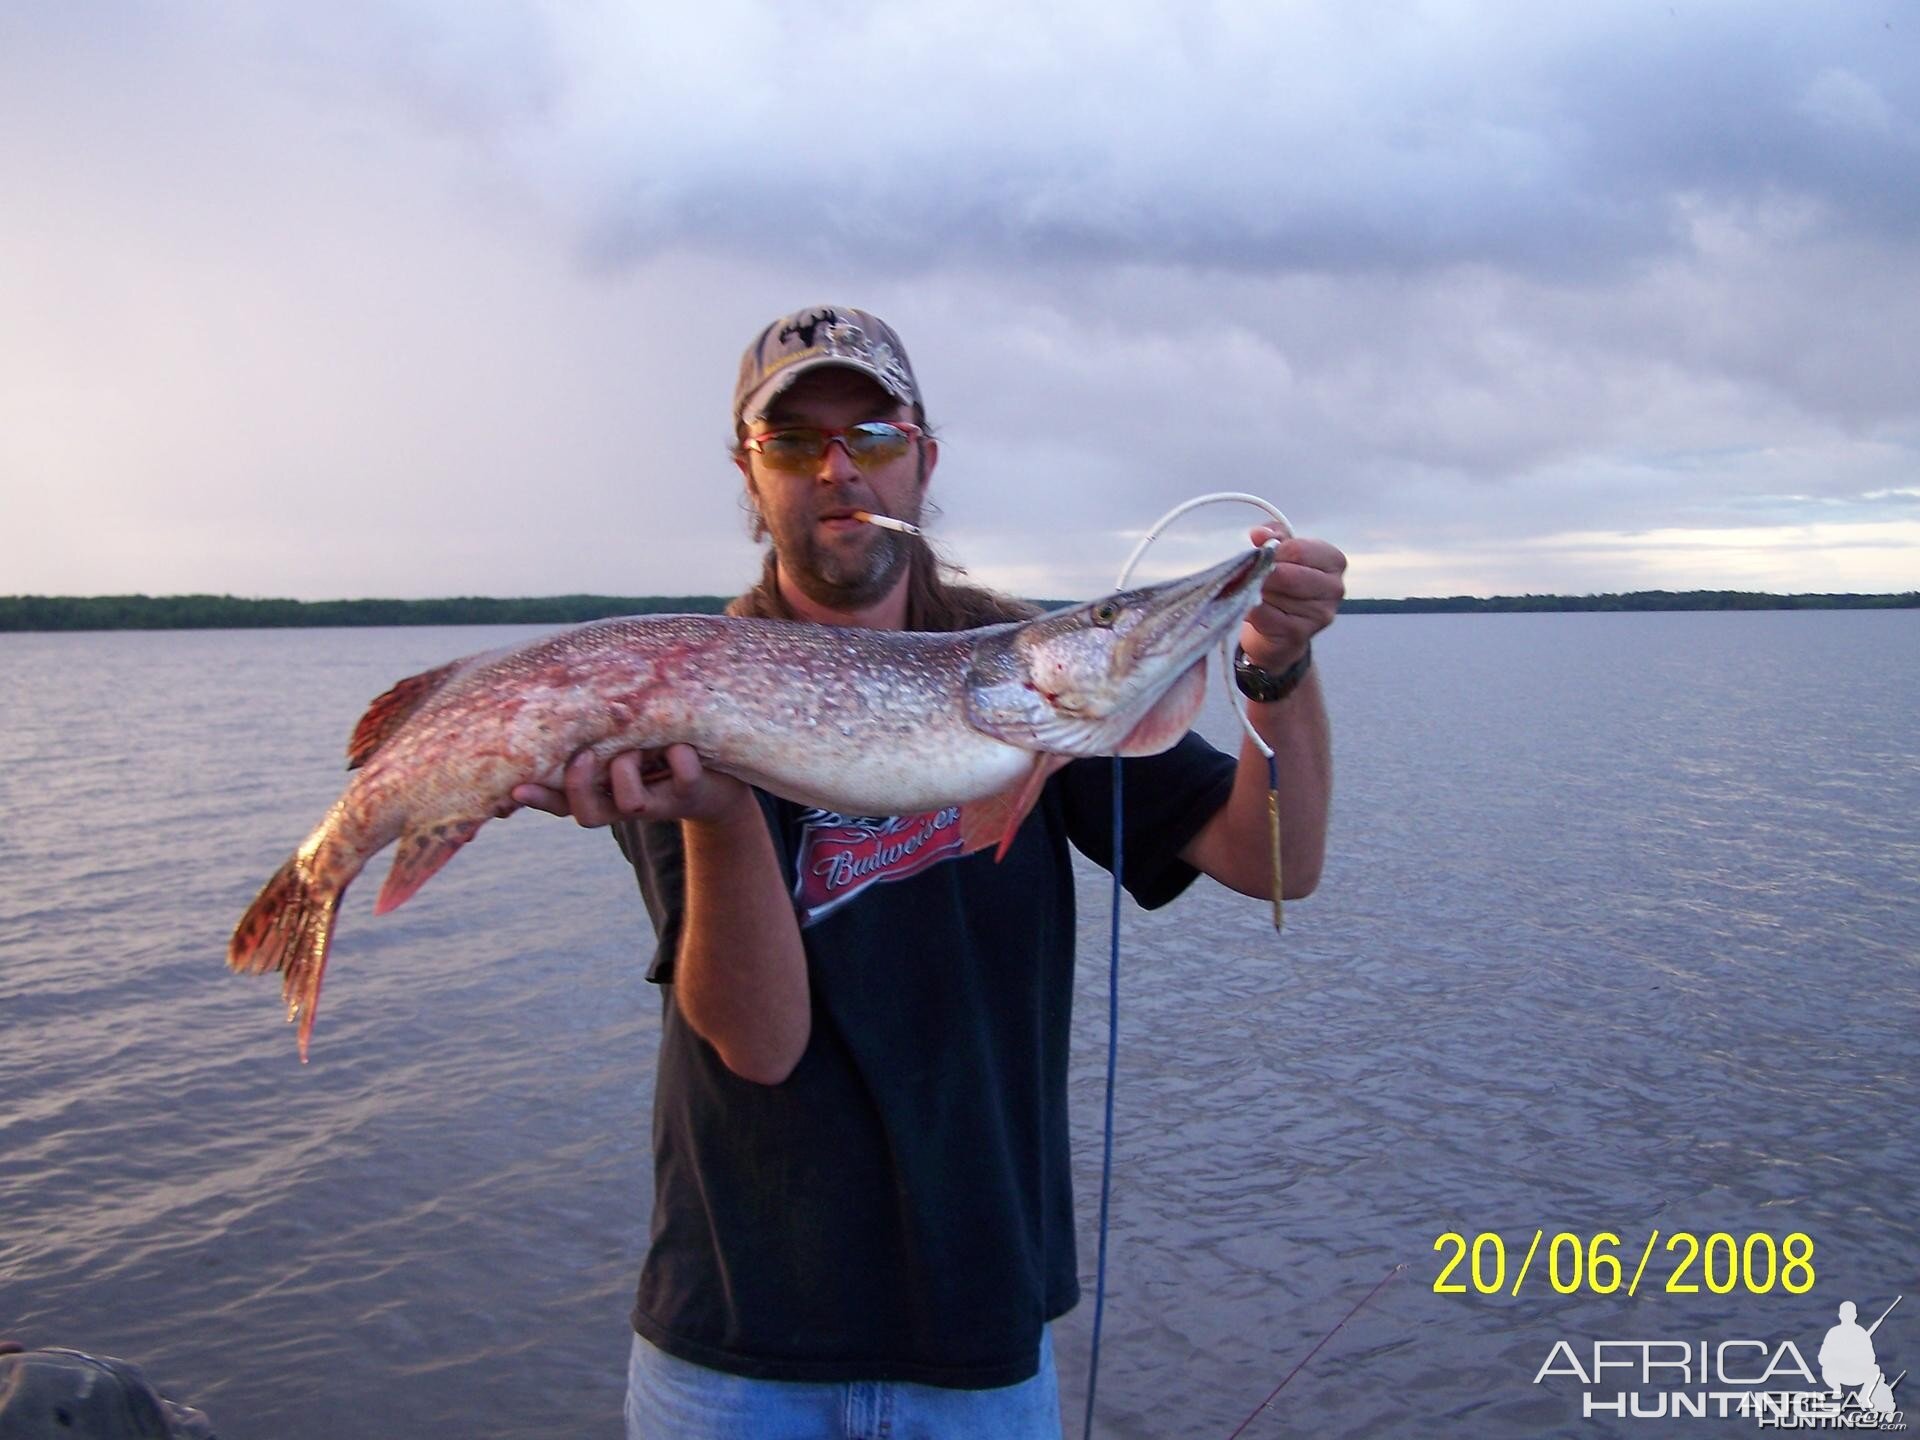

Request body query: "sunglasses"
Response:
[744, 421, 923, 472]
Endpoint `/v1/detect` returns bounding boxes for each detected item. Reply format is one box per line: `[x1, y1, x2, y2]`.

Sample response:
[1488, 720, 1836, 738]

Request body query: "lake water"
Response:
[1, 612, 1915, 1438]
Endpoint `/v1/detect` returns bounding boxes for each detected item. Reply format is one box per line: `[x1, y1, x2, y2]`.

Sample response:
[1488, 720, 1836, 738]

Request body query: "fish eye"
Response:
[1092, 600, 1122, 627]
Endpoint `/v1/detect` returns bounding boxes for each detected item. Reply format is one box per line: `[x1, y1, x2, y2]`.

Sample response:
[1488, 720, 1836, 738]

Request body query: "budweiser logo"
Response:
[793, 806, 965, 925]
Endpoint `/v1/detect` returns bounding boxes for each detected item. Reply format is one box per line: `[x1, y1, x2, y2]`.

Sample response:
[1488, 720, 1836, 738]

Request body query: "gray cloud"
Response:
[1, 1, 1915, 601]
[486, 1, 1920, 279]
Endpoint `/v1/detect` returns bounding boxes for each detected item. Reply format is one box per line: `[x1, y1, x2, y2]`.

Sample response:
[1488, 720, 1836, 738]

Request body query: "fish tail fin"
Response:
[229, 855, 347, 1063]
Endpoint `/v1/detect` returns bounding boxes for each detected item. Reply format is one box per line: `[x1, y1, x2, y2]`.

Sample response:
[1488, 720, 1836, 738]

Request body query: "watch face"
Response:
[1234, 654, 1278, 701]
[1234, 646, 1309, 702]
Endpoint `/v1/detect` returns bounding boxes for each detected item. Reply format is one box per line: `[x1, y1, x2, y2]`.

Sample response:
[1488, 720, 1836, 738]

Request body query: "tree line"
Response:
[1339, 590, 1918, 614]
[0, 594, 732, 632]
[0, 588, 1913, 632]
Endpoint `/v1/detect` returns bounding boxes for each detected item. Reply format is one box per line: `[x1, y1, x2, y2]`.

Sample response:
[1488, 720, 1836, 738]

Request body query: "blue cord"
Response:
[1082, 756, 1123, 1440]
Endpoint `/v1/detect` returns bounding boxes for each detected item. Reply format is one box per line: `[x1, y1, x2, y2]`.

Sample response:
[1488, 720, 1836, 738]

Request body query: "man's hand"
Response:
[1240, 525, 1348, 671]
[510, 744, 750, 829]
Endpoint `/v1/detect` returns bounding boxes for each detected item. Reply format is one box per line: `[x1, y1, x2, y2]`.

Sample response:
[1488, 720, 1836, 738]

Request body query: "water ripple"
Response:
[1, 615, 1914, 1438]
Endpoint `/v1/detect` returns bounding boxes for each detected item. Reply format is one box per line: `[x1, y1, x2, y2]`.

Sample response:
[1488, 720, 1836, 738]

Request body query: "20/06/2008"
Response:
[1432, 1230, 1814, 1298]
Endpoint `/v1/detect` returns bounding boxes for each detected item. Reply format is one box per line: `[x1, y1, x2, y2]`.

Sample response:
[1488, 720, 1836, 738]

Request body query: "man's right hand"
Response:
[510, 744, 751, 829]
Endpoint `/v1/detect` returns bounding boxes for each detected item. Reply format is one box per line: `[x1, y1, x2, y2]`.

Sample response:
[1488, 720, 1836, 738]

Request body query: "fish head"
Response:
[964, 545, 1276, 756]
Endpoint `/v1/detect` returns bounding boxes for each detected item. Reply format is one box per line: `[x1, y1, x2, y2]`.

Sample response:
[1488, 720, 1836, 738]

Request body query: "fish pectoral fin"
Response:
[1116, 658, 1207, 755]
[375, 818, 484, 916]
[347, 659, 467, 769]
[958, 753, 1068, 863]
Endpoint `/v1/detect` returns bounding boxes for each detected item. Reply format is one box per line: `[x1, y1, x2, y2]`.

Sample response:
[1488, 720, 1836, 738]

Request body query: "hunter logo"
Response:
[792, 808, 966, 926]
[1820, 1298, 1906, 1422]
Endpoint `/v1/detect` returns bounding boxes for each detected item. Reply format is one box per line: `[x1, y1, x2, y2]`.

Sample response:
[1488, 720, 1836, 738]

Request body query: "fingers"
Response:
[608, 750, 650, 814]
[1247, 528, 1344, 576]
[563, 749, 620, 828]
[1260, 538, 1347, 606]
[660, 743, 707, 796]
[1241, 532, 1349, 666]
[510, 783, 569, 816]
[616, 745, 709, 814]
[1263, 560, 1346, 610]
[516, 746, 726, 829]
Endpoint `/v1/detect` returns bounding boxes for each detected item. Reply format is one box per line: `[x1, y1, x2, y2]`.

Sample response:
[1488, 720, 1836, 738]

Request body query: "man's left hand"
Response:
[1239, 525, 1347, 671]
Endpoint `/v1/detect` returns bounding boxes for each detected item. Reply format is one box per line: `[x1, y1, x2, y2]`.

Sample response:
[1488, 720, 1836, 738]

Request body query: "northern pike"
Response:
[230, 546, 1275, 1058]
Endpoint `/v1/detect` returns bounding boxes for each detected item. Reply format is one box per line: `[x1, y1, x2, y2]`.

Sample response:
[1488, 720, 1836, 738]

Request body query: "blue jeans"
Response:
[624, 1329, 1062, 1440]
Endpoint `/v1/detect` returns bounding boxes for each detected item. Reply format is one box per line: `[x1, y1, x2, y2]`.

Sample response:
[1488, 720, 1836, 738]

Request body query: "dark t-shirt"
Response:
[615, 736, 1236, 1388]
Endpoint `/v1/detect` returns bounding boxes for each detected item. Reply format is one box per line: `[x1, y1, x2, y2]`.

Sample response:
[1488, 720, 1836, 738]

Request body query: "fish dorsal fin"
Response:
[958, 753, 1069, 862]
[347, 659, 466, 769]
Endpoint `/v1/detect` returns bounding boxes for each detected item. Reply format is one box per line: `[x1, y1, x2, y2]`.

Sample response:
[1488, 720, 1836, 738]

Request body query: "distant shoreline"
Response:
[1, 590, 1915, 632]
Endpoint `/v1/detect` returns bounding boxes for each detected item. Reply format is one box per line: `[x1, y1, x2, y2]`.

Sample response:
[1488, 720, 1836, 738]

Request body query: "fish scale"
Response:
[228, 547, 1274, 1059]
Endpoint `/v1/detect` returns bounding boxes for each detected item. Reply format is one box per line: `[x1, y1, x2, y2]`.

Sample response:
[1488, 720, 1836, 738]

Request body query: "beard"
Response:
[760, 487, 923, 613]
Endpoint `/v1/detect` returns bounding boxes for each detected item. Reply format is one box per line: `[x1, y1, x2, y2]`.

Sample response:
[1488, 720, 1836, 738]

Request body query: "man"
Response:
[513, 305, 1345, 1437]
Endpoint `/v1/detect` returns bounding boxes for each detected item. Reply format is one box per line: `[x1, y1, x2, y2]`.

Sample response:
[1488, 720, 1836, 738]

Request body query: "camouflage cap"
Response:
[734, 305, 920, 429]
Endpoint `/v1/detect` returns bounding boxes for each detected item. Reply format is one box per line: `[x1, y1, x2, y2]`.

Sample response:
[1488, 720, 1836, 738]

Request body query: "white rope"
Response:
[1082, 496, 1298, 1432]
[1114, 492, 1293, 759]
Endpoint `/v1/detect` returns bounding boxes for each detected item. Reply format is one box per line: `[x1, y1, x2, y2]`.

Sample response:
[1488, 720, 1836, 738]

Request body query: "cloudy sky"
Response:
[3, 0, 1915, 601]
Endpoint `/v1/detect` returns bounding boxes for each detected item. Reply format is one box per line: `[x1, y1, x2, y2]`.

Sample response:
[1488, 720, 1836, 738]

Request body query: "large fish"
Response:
[230, 546, 1275, 1058]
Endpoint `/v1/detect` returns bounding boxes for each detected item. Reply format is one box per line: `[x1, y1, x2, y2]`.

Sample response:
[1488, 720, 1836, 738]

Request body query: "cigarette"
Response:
[852, 510, 922, 536]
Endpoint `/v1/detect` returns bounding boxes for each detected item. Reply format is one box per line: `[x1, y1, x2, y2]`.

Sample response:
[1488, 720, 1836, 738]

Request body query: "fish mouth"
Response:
[1086, 548, 1270, 745]
[1087, 547, 1277, 724]
[1213, 544, 1270, 602]
[962, 546, 1277, 756]
[1133, 545, 1275, 658]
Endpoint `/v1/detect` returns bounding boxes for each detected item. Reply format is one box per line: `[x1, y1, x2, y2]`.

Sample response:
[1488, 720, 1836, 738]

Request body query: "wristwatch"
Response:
[1233, 642, 1312, 703]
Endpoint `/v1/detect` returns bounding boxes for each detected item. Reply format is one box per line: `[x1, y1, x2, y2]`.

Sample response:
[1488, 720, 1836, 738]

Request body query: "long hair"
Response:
[725, 534, 1039, 631]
